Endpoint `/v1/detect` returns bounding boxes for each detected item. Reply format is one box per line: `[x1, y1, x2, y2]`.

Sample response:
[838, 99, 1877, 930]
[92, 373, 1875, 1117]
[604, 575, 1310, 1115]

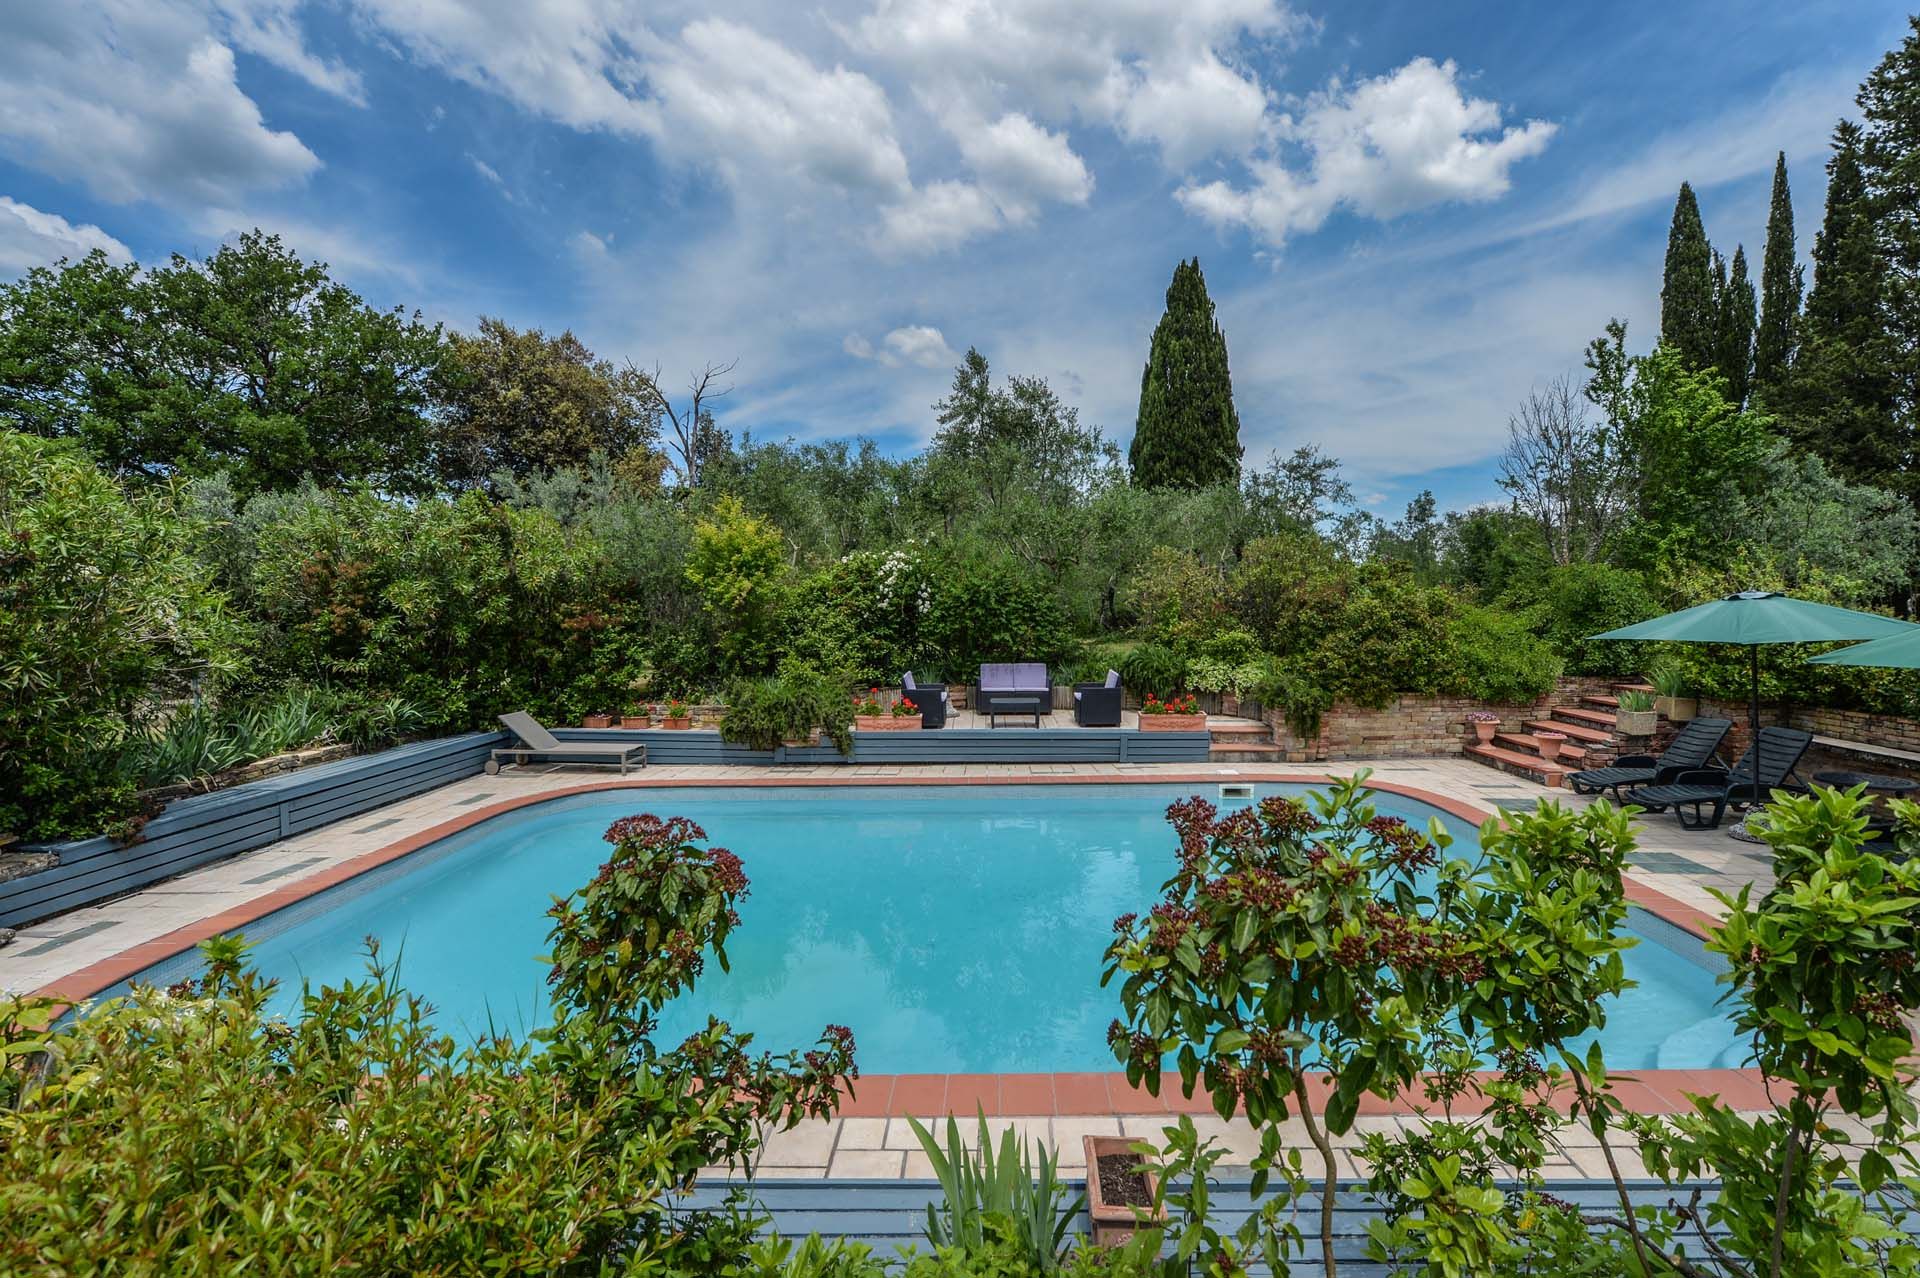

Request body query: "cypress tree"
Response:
[1753, 152, 1802, 395]
[1129, 257, 1243, 489]
[1713, 244, 1756, 406]
[1857, 16, 1920, 452]
[1777, 121, 1902, 493]
[1659, 183, 1717, 368]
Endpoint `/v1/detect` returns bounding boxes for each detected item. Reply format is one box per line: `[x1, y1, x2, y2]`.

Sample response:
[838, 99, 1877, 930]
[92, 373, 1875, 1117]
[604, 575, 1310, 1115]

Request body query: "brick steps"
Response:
[1554, 706, 1617, 729]
[1579, 694, 1625, 711]
[1466, 743, 1572, 786]
[1210, 744, 1287, 762]
[1525, 717, 1609, 746]
[1495, 732, 1587, 764]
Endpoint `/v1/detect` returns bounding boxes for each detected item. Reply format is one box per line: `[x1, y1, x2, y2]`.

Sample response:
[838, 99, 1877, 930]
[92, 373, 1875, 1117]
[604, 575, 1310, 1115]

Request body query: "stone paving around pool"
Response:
[1, 755, 1796, 1183]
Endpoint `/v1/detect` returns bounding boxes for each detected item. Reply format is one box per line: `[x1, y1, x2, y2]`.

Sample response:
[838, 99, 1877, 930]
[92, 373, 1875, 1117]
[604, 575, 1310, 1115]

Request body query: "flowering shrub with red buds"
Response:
[542, 812, 857, 1189]
[1140, 692, 1199, 715]
[1105, 775, 1647, 1276]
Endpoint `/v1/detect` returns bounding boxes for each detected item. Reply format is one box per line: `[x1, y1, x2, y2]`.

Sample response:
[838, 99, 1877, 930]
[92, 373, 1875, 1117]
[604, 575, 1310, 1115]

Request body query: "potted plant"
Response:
[1615, 689, 1658, 736]
[1138, 692, 1207, 731]
[718, 675, 853, 756]
[618, 705, 651, 729]
[1083, 1135, 1165, 1246]
[582, 712, 614, 729]
[1649, 665, 1696, 722]
[1533, 729, 1568, 760]
[658, 698, 692, 730]
[1465, 709, 1501, 743]
[853, 689, 921, 731]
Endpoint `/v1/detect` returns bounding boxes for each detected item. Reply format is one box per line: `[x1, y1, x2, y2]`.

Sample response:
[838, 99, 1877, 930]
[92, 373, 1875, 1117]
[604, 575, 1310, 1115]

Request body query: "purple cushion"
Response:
[980, 663, 1016, 691]
[1013, 663, 1047, 688]
[1104, 668, 1120, 689]
[903, 672, 918, 690]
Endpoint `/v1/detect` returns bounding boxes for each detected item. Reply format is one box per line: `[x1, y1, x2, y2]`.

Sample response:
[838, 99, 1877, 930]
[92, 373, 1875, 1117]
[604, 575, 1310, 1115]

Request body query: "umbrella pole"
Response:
[1749, 645, 1761, 745]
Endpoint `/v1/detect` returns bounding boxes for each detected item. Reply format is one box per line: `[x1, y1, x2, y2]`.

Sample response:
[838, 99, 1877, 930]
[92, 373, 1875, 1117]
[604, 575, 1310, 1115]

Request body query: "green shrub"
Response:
[0, 431, 241, 839]
[720, 672, 854, 755]
[907, 1112, 1082, 1273]
[1445, 605, 1562, 704]
[1503, 562, 1660, 676]
[1118, 643, 1185, 697]
[122, 684, 336, 789]
[924, 555, 1074, 675]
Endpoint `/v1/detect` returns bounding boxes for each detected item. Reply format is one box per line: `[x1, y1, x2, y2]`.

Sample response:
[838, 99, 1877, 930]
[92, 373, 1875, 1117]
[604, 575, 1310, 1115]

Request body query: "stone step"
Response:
[1209, 744, 1287, 762]
[1494, 732, 1588, 764]
[1611, 681, 1655, 693]
[1209, 725, 1275, 743]
[1525, 717, 1610, 746]
[1580, 693, 1627, 710]
[1466, 743, 1570, 787]
[1554, 705, 1617, 729]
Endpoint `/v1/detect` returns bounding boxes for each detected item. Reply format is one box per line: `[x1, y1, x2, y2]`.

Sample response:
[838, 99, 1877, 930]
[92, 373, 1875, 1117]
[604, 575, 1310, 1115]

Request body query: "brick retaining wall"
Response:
[1255, 676, 1623, 763]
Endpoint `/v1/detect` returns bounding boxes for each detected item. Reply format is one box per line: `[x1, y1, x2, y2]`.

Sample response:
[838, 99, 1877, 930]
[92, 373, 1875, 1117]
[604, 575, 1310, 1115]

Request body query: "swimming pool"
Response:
[109, 784, 1745, 1073]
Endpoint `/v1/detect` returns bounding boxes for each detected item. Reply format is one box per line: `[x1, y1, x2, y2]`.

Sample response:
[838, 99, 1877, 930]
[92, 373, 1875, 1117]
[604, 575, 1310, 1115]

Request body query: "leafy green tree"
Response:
[1714, 244, 1757, 406]
[928, 348, 1116, 513]
[1129, 258, 1242, 489]
[0, 233, 447, 495]
[1659, 183, 1717, 368]
[0, 432, 241, 839]
[685, 495, 789, 674]
[1777, 122, 1904, 498]
[1754, 152, 1803, 396]
[435, 317, 663, 487]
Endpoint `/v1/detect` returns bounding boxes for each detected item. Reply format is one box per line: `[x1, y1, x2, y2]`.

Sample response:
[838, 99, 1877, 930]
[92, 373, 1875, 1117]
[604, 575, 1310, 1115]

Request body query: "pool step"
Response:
[1466, 743, 1570, 787]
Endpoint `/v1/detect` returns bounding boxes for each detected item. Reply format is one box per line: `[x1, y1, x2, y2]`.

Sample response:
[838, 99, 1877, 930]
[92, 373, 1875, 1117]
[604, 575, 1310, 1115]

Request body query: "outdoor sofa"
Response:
[1621, 726, 1813, 830]
[901, 672, 949, 729]
[975, 663, 1051, 716]
[488, 711, 647, 775]
[1567, 717, 1732, 798]
[1073, 669, 1123, 727]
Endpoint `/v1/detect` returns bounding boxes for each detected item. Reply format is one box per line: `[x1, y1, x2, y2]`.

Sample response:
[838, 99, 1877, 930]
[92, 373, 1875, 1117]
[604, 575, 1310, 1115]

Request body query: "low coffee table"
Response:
[987, 696, 1044, 728]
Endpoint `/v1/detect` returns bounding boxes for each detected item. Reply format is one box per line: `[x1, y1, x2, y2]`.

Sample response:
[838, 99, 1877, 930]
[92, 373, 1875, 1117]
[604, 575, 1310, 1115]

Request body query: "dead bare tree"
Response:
[634, 359, 737, 488]
[1497, 374, 1637, 565]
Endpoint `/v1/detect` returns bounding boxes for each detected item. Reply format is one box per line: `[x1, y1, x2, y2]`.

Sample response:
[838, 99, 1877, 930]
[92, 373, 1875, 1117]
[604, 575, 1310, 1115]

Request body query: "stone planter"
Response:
[1534, 730, 1567, 760]
[1655, 696, 1697, 722]
[1084, 1135, 1164, 1247]
[1615, 709, 1658, 736]
[659, 716, 693, 730]
[1138, 713, 1208, 731]
[583, 714, 614, 729]
[618, 715, 651, 729]
[854, 715, 920, 731]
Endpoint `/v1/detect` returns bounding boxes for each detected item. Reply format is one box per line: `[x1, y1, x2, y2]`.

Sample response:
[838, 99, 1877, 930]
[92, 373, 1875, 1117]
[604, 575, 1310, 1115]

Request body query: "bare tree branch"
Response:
[1497, 374, 1637, 565]
[633, 358, 738, 488]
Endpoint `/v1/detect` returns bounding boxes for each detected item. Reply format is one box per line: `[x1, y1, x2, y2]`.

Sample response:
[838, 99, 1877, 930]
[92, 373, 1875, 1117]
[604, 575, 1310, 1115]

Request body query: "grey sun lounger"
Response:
[488, 711, 646, 775]
[1568, 716, 1732, 797]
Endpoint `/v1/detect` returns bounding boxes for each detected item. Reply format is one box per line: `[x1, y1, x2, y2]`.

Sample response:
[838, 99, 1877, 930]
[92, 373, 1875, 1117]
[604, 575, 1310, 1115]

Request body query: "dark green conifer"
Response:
[1659, 183, 1717, 368]
[1753, 152, 1802, 395]
[1713, 245, 1756, 407]
[1129, 258, 1242, 489]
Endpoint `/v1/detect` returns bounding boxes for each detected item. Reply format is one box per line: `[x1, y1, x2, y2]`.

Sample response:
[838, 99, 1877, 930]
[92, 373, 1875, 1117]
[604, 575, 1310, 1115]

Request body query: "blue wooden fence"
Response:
[552, 727, 1213, 766]
[2, 732, 500, 929]
[5, 727, 1211, 928]
[683, 1178, 1731, 1276]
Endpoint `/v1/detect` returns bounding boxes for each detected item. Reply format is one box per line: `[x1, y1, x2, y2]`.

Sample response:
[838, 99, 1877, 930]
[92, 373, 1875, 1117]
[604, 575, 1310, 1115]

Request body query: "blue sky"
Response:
[0, 2, 1907, 515]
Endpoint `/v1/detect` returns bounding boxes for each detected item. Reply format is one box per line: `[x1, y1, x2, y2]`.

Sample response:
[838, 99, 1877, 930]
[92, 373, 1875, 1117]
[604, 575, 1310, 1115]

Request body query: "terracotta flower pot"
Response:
[1471, 720, 1497, 743]
[1084, 1135, 1165, 1247]
[582, 714, 614, 729]
[1139, 713, 1208, 731]
[618, 715, 650, 729]
[854, 714, 920, 730]
[660, 716, 692, 730]
[1534, 731, 1567, 760]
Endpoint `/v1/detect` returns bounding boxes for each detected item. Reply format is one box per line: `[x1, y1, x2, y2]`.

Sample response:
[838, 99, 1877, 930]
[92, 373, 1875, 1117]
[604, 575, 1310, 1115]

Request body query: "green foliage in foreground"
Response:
[1, 812, 856, 1275]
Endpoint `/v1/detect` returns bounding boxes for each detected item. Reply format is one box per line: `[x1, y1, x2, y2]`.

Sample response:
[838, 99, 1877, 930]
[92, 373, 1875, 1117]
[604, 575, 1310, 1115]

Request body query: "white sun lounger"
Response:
[487, 711, 646, 775]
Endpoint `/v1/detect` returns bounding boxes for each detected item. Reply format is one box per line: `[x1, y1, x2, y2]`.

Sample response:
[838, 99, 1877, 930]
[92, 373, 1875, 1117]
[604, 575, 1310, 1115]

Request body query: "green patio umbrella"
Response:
[1589, 590, 1916, 742]
[1806, 627, 1920, 669]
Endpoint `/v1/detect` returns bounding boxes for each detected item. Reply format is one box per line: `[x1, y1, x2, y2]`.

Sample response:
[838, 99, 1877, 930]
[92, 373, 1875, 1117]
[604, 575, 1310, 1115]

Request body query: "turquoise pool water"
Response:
[111, 785, 1745, 1073]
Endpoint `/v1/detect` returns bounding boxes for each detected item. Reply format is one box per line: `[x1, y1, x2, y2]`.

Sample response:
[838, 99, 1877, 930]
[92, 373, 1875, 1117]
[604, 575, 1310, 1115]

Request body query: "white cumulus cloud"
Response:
[957, 113, 1093, 220]
[0, 1, 321, 209]
[0, 197, 134, 275]
[878, 181, 1003, 253]
[845, 324, 959, 369]
[1179, 57, 1556, 247]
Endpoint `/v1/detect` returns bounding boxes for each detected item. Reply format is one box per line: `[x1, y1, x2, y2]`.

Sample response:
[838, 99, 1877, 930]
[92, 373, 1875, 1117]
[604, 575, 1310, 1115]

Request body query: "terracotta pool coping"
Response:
[35, 771, 1747, 1115]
